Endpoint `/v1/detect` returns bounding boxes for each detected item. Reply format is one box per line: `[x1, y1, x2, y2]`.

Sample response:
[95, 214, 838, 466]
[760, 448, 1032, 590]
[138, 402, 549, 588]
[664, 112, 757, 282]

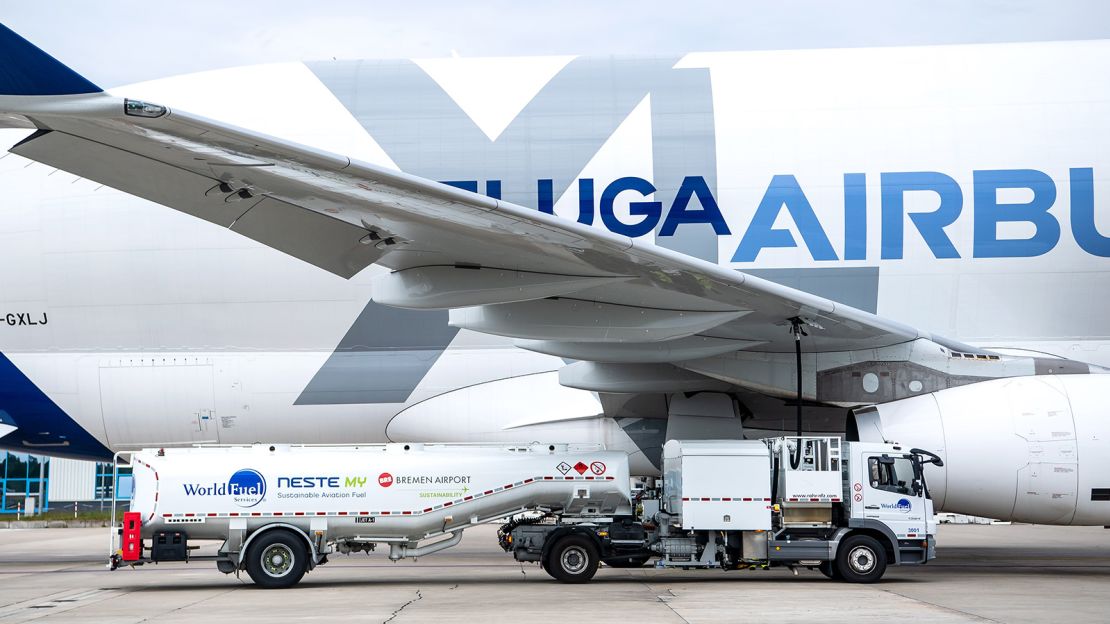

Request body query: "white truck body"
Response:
[662, 440, 772, 530]
[128, 443, 631, 543]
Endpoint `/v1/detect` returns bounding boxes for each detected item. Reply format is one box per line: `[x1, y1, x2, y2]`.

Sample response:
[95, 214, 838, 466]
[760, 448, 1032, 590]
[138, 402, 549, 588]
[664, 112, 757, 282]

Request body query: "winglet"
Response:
[0, 23, 100, 95]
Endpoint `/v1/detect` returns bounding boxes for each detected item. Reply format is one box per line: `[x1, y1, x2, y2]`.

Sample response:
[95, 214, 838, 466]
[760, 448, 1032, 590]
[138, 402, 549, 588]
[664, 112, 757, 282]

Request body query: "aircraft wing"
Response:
[0, 24, 954, 377]
[3, 98, 932, 354]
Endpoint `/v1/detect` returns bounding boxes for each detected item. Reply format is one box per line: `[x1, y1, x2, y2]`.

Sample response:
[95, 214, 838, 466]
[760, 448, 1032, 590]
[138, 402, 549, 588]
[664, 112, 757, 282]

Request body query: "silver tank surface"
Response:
[129, 443, 631, 540]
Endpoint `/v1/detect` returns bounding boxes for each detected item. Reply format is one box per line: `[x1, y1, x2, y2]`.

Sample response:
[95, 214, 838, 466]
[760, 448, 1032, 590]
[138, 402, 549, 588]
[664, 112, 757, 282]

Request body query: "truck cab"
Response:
[765, 437, 938, 580]
[848, 442, 938, 557]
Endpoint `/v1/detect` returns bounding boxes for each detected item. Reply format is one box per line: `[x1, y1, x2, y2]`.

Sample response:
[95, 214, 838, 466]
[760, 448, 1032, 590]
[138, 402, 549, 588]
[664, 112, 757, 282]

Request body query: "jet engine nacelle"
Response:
[849, 374, 1110, 525]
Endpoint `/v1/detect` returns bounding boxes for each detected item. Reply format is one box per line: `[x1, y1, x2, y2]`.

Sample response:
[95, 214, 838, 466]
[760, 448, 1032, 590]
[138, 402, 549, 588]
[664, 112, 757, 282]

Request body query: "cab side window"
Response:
[868, 456, 913, 495]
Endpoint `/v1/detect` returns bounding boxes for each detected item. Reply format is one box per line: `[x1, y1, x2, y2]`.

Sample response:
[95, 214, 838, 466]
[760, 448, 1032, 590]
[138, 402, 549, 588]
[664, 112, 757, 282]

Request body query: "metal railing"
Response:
[107, 451, 135, 564]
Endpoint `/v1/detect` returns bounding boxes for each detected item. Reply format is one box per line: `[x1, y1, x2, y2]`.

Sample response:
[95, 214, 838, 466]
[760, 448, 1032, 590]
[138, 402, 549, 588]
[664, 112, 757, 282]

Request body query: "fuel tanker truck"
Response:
[108, 437, 939, 588]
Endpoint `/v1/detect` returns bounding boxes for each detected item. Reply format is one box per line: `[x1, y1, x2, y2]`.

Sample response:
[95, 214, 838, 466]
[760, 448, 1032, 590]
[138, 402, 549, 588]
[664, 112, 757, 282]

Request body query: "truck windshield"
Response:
[868, 456, 916, 496]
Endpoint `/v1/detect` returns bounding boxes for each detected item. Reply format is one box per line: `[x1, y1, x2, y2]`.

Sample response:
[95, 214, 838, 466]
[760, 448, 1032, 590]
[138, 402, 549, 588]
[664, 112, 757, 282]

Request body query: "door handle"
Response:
[864, 505, 880, 510]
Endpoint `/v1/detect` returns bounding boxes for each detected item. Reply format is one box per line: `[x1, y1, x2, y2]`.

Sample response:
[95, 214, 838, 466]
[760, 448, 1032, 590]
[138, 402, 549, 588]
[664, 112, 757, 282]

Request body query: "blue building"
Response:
[0, 453, 131, 514]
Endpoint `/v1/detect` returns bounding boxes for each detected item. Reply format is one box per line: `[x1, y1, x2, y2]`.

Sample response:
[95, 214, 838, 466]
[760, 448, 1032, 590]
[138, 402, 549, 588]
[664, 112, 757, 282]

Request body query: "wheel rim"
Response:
[560, 545, 589, 574]
[261, 544, 295, 578]
[847, 545, 876, 574]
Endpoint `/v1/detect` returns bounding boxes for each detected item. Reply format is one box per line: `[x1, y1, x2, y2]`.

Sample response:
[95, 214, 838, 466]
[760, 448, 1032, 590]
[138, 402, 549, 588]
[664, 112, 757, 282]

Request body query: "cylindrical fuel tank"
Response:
[129, 442, 631, 540]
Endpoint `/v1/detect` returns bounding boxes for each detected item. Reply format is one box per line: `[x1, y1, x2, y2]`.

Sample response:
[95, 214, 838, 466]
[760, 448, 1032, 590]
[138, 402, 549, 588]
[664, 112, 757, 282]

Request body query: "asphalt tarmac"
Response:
[0, 523, 1107, 623]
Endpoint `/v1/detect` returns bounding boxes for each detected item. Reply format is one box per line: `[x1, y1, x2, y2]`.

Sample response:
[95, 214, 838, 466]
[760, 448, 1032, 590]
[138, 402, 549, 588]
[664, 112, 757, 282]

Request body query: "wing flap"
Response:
[11, 128, 386, 278]
[231, 197, 385, 279]
[11, 129, 245, 228]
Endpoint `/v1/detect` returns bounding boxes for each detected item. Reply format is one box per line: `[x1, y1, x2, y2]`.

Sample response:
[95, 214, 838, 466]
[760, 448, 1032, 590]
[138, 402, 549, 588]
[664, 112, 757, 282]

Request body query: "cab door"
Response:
[859, 452, 928, 537]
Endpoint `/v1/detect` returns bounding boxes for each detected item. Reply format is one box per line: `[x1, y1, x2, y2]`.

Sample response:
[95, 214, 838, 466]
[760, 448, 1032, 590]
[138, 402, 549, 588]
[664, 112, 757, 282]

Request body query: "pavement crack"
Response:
[632, 579, 690, 624]
[134, 587, 239, 624]
[877, 587, 1002, 623]
[382, 589, 422, 623]
[0, 587, 124, 622]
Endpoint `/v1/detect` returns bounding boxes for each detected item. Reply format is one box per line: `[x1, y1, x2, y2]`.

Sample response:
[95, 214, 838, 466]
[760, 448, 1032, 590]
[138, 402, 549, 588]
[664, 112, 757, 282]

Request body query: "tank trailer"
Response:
[109, 437, 939, 587]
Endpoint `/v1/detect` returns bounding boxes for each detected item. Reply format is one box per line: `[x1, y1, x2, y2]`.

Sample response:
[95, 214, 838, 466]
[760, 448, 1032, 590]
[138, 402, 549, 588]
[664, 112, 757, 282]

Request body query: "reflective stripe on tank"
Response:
[156, 475, 615, 519]
[680, 497, 772, 502]
[133, 458, 160, 524]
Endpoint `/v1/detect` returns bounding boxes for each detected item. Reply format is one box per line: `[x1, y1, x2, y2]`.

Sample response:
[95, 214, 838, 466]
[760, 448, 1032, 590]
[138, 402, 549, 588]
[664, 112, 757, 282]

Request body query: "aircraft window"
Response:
[124, 99, 167, 118]
[868, 456, 914, 495]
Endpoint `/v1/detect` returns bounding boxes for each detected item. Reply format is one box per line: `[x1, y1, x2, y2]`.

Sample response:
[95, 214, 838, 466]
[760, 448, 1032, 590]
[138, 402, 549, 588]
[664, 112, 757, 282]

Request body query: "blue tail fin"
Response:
[0, 23, 100, 95]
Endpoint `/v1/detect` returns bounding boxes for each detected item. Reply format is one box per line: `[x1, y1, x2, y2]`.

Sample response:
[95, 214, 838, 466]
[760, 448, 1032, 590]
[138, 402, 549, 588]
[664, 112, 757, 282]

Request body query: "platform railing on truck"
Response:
[774, 436, 842, 472]
[107, 450, 134, 567]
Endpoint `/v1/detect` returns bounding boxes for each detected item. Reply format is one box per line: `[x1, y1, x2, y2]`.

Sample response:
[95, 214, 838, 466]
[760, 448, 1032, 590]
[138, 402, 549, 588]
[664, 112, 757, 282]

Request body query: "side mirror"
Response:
[911, 448, 944, 467]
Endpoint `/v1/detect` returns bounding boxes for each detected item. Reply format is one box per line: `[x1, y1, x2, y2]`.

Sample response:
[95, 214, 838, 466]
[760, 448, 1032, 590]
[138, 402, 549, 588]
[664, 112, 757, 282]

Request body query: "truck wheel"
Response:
[835, 535, 887, 583]
[817, 560, 841, 580]
[545, 535, 600, 583]
[245, 530, 309, 589]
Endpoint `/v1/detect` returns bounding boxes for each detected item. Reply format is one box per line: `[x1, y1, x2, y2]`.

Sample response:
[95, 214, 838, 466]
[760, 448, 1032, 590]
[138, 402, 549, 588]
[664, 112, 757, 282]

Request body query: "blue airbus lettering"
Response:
[443, 168, 1109, 261]
[732, 174, 837, 262]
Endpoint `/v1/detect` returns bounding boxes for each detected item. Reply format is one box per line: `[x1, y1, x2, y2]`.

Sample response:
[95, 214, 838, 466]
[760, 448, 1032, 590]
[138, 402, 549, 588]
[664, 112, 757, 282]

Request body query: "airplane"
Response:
[0, 23, 1108, 526]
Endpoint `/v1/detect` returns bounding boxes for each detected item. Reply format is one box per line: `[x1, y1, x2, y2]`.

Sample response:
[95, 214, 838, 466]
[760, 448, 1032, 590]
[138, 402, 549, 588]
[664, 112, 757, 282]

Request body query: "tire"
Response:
[817, 560, 841, 580]
[604, 555, 650, 568]
[245, 529, 309, 589]
[835, 534, 887, 583]
[544, 535, 600, 583]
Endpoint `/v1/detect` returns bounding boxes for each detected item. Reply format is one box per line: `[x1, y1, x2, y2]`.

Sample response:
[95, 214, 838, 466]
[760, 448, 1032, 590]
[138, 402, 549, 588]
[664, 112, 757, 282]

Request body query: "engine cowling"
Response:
[849, 374, 1110, 525]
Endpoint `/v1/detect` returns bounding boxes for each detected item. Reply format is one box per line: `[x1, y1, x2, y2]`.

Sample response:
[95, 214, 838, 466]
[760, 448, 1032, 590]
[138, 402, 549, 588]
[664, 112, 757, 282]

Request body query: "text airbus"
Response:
[444, 168, 1110, 261]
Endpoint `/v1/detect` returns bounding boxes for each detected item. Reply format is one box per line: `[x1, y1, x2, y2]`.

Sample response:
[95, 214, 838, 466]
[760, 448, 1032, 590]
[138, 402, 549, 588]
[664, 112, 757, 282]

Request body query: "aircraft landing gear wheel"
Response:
[835, 535, 887, 583]
[245, 530, 309, 589]
[818, 560, 841, 580]
[545, 535, 600, 583]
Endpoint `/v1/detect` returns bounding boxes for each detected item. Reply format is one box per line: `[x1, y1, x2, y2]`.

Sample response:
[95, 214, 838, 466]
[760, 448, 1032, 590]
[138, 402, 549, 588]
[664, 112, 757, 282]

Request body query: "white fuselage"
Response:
[1, 40, 1109, 486]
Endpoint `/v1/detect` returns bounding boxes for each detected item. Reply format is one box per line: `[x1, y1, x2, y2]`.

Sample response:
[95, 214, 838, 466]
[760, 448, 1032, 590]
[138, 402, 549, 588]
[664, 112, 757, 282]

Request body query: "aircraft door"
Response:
[99, 358, 219, 447]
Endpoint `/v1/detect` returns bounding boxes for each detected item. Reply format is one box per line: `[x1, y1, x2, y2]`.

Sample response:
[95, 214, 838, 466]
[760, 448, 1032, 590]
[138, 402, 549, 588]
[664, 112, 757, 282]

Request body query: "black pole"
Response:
[789, 317, 806, 470]
[795, 325, 803, 438]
